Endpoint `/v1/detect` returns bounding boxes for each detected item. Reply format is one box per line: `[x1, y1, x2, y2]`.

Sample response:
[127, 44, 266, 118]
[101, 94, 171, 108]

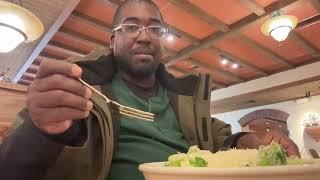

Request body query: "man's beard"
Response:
[115, 54, 159, 78]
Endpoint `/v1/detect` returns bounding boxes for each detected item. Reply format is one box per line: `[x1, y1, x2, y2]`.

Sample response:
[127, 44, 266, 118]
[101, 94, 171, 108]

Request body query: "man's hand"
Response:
[237, 130, 300, 157]
[26, 60, 93, 135]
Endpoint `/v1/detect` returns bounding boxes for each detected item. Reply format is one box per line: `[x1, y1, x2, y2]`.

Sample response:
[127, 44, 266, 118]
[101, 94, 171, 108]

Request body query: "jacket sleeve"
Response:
[0, 109, 66, 180]
[211, 117, 248, 151]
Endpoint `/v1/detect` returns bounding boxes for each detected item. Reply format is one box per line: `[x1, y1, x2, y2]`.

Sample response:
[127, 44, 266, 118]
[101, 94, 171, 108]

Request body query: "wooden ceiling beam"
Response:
[39, 53, 65, 61]
[48, 41, 88, 56]
[240, 0, 266, 16]
[46, 44, 86, 58]
[58, 27, 108, 50]
[169, 0, 230, 32]
[70, 11, 113, 33]
[185, 58, 246, 82]
[21, 72, 36, 81]
[17, 79, 33, 86]
[296, 14, 320, 29]
[27, 64, 39, 73]
[164, 49, 245, 82]
[166, 24, 200, 45]
[235, 33, 294, 68]
[168, 66, 227, 89]
[165, 0, 299, 66]
[309, 0, 320, 12]
[22, 72, 36, 79]
[290, 31, 319, 53]
[210, 47, 268, 76]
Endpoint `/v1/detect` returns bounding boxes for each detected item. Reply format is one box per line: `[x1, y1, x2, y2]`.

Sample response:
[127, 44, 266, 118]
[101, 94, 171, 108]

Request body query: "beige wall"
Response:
[0, 81, 26, 142]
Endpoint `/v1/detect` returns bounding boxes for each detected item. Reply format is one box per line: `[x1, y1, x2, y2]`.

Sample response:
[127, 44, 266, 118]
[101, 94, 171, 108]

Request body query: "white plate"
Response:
[139, 160, 320, 180]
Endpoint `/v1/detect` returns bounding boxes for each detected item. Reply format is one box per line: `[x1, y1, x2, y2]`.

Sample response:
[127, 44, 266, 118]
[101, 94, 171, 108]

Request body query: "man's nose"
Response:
[136, 28, 152, 43]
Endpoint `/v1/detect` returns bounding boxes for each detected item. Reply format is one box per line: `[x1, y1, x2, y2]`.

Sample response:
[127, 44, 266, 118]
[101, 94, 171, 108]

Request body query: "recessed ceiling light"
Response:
[221, 58, 228, 65]
[166, 33, 175, 42]
[232, 63, 239, 69]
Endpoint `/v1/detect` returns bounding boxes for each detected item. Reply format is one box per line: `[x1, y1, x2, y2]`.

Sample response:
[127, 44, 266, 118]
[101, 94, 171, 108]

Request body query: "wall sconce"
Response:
[0, 1, 44, 53]
[261, 11, 297, 46]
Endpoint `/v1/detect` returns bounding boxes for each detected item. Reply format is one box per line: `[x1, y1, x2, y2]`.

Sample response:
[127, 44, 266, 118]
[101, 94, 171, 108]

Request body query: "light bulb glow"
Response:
[221, 58, 228, 65]
[167, 34, 174, 42]
[270, 26, 291, 42]
[0, 25, 25, 53]
[0, 13, 25, 32]
[232, 63, 239, 69]
[261, 15, 297, 43]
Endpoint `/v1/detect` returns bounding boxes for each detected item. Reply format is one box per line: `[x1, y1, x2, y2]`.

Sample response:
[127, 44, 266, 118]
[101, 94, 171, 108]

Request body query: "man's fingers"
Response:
[31, 74, 92, 99]
[32, 107, 90, 124]
[37, 59, 82, 79]
[30, 90, 93, 111]
[286, 145, 301, 157]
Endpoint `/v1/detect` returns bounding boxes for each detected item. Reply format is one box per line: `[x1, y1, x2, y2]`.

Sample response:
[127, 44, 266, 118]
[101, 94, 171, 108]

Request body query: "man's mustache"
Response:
[132, 46, 155, 55]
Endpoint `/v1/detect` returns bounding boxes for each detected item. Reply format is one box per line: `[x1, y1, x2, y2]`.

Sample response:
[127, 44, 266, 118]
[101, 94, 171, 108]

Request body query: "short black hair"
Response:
[112, 0, 164, 29]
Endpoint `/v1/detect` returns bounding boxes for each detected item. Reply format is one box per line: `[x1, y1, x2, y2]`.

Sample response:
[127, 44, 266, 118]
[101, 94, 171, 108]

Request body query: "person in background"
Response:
[0, 0, 300, 180]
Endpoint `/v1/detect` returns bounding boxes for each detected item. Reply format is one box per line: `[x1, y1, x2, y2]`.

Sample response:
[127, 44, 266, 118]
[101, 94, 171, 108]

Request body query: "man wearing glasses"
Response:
[0, 0, 299, 180]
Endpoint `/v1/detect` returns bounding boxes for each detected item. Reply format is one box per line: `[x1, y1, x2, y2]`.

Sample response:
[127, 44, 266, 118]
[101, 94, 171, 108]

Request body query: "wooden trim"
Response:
[0, 81, 27, 92]
[240, 0, 266, 16]
[169, 0, 230, 32]
[165, 0, 299, 66]
[236, 33, 294, 68]
[12, 0, 81, 83]
[290, 31, 318, 53]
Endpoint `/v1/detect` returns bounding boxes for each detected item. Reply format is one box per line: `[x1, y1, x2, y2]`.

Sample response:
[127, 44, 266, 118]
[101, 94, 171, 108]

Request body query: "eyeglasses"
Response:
[112, 24, 168, 39]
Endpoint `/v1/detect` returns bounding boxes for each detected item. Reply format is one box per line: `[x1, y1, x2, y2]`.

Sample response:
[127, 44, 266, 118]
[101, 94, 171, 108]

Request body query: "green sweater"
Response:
[108, 74, 190, 180]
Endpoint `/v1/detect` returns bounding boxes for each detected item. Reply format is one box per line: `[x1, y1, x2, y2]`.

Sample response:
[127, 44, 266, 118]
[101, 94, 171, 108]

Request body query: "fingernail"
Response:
[84, 88, 92, 99]
[72, 64, 82, 77]
[87, 101, 93, 110]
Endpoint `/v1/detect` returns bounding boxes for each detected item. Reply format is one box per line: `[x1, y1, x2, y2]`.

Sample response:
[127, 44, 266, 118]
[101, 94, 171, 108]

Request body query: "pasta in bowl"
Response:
[139, 143, 320, 180]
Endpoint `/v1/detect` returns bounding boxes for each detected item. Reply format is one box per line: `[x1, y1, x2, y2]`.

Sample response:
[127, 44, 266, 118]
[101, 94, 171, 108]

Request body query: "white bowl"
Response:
[139, 161, 320, 180]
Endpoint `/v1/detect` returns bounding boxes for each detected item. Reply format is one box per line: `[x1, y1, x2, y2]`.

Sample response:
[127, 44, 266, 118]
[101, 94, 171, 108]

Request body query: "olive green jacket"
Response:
[0, 54, 235, 180]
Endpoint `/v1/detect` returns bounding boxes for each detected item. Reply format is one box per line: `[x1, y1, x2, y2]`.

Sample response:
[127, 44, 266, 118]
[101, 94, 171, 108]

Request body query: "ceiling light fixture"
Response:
[232, 63, 239, 69]
[166, 33, 175, 42]
[220, 57, 229, 65]
[261, 11, 297, 46]
[0, 1, 44, 53]
[220, 55, 239, 70]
